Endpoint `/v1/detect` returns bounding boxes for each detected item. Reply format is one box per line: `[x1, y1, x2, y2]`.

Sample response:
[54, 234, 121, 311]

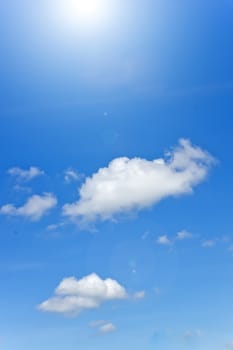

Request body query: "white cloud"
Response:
[99, 323, 116, 334]
[0, 193, 57, 221]
[38, 273, 127, 316]
[226, 342, 233, 349]
[8, 166, 44, 182]
[176, 230, 193, 240]
[156, 235, 171, 245]
[202, 240, 216, 248]
[89, 320, 116, 334]
[64, 168, 81, 183]
[133, 291, 145, 300]
[46, 222, 65, 231]
[63, 139, 214, 222]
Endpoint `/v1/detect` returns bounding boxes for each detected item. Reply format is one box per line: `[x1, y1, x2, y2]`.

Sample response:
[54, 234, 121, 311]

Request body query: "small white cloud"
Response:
[134, 291, 145, 300]
[202, 240, 216, 248]
[63, 139, 215, 222]
[89, 320, 116, 334]
[176, 230, 193, 240]
[46, 222, 65, 231]
[38, 273, 127, 316]
[156, 235, 171, 245]
[99, 323, 116, 334]
[64, 169, 81, 183]
[0, 193, 57, 221]
[8, 166, 44, 182]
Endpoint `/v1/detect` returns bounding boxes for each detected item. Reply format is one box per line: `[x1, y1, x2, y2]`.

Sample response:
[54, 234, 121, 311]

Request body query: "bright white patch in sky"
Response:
[176, 230, 193, 240]
[89, 320, 116, 333]
[156, 235, 171, 245]
[8, 166, 44, 182]
[38, 273, 127, 315]
[0, 193, 57, 221]
[64, 168, 80, 183]
[99, 322, 116, 333]
[70, 0, 104, 17]
[58, 0, 110, 31]
[63, 139, 214, 222]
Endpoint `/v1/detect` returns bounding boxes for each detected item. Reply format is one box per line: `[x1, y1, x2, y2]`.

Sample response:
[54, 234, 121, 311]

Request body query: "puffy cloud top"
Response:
[63, 139, 214, 222]
[38, 273, 127, 315]
[0, 193, 57, 221]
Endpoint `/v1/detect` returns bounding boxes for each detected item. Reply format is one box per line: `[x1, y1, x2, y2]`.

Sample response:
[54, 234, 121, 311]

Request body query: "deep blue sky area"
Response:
[0, 1, 233, 349]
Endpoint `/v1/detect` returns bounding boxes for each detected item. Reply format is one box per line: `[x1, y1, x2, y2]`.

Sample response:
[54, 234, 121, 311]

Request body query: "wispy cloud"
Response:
[8, 166, 44, 182]
[99, 323, 116, 334]
[46, 222, 65, 231]
[133, 291, 146, 300]
[176, 230, 193, 240]
[63, 139, 215, 222]
[64, 168, 81, 183]
[184, 329, 203, 339]
[90, 320, 116, 334]
[202, 240, 216, 248]
[0, 193, 57, 221]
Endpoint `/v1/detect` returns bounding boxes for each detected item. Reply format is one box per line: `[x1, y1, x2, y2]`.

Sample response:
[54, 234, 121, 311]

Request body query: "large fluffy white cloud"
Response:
[63, 139, 214, 222]
[38, 273, 127, 315]
[0, 193, 57, 221]
[8, 166, 44, 182]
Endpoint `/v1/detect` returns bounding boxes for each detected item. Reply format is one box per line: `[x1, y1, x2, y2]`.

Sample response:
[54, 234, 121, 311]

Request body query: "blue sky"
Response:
[1, 0, 233, 349]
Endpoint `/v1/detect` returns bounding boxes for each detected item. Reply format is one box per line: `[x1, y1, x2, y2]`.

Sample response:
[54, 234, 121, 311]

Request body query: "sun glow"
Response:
[72, 0, 103, 17]
[62, 0, 109, 29]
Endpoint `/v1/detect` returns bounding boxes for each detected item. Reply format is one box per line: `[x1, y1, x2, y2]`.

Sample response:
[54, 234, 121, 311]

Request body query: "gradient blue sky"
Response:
[1, 0, 233, 349]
